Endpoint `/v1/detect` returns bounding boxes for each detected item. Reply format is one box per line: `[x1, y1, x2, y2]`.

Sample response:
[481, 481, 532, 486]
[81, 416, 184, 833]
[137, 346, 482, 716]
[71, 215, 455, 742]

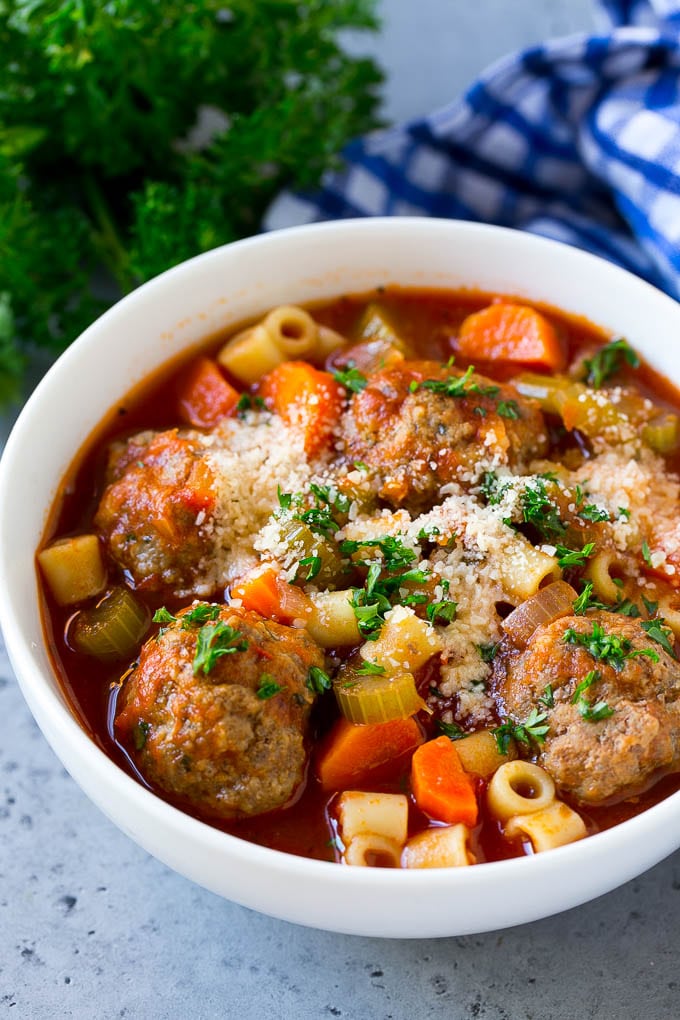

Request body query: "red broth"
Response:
[37, 288, 680, 864]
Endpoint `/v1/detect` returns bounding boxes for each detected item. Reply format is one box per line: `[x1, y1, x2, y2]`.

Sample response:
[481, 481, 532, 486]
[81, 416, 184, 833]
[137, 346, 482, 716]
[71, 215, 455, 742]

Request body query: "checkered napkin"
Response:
[265, 0, 680, 300]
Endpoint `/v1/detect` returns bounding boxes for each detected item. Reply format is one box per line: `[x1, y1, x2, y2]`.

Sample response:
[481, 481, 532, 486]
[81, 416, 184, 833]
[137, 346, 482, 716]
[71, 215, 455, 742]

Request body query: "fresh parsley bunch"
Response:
[0, 0, 382, 403]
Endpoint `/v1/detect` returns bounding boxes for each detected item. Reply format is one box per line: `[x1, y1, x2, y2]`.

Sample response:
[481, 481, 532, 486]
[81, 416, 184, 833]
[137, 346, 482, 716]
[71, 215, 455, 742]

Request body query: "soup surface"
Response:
[37, 288, 680, 868]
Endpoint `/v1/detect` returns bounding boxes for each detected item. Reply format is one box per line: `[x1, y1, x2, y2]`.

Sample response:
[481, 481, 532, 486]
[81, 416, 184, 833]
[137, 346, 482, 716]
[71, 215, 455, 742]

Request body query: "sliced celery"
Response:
[334, 667, 425, 724]
[71, 587, 150, 662]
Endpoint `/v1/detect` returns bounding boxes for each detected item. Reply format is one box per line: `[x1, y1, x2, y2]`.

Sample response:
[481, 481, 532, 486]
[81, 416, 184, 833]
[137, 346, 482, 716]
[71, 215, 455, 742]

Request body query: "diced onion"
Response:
[501, 580, 578, 648]
[70, 587, 150, 662]
[334, 667, 426, 724]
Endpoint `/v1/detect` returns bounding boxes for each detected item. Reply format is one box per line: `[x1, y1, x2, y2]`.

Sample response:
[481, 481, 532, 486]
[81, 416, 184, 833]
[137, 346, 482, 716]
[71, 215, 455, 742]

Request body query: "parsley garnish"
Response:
[332, 365, 368, 393]
[153, 607, 176, 625]
[256, 674, 283, 699]
[132, 720, 150, 751]
[641, 541, 653, 566]
[340, 534, 416, 571]
[426, 599, 458, 624]
[578, 504, 610, 524]
[563, 620, 658, 669]
[493, 708, 549, 754]
[571, 670, 614, 721]
[572, 582, 608, 615]
[411, 365, 499, 399]
[640, 618, 677, 658]
[479, 642, 498, 663]
[497, 399, 521, 420]
[354, 660, 386, 676]
[555, 542, 596, 569]
[538, 684, 555, 709]
[583, 337, 640, 389]
[297, 555, 322, 581]
[480, 470, 510, 506]
[307, 665, 332, 694]
[193, 622, 248, 676]
[520, 479, 565, 540]
[236, 393, 265, 416]
[437, 720, 465, 740]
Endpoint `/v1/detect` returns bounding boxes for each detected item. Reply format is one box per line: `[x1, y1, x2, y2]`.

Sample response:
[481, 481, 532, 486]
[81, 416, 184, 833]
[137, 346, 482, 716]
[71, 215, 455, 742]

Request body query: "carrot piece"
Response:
[456, 303, 566, 371]
[258, 360, 345, 457]
[411, 736, 479, 827]
[316, 716, 425, 791]
[231, 563, 313, 624]
[177, 357, 240, 428]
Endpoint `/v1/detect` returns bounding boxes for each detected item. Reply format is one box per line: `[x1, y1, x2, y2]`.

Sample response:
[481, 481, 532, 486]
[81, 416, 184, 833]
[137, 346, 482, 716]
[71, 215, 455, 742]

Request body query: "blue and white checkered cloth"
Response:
[266, 0, 680, 300]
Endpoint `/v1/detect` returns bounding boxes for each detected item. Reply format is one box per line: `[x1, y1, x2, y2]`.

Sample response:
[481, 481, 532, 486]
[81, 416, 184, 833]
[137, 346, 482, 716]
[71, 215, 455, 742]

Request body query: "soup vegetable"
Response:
[37, 290, 680, 869]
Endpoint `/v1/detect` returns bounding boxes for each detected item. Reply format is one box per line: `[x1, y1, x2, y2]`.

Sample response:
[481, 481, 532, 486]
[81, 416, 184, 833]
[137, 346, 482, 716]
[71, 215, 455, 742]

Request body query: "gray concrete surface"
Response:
[7, 2, 680, 1018]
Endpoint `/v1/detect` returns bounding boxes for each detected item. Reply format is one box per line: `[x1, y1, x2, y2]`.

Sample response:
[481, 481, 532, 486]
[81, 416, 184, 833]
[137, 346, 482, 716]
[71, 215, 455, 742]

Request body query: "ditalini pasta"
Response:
[37, 288, 680, 868]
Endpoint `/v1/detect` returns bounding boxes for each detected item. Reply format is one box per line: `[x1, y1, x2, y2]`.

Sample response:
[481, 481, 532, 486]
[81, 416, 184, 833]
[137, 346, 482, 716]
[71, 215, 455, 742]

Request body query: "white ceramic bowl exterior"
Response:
[2, 218, 680, 938]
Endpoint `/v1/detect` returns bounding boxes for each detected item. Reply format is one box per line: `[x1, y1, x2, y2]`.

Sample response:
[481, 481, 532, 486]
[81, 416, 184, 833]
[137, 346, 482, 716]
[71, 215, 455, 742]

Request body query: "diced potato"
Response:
[402, 825, 474, 869]
[307, 590, 361, 648]
[453, 730, 515, 779]
[361, 604, 442, 672]
[337, 790, 408, 845]
[37, 534, 107, 606]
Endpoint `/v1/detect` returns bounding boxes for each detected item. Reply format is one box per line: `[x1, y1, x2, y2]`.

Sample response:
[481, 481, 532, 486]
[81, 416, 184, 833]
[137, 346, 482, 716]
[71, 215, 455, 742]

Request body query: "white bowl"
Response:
[2, 218, 680, 939]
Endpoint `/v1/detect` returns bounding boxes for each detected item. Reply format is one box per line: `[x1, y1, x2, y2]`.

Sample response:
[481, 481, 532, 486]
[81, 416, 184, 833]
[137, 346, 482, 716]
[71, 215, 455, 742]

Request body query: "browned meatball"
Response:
[495, 610, 680, 804]
[341, 360, 547, 509]
[115, 604, 325, 819]
[94, 429, 218, 597]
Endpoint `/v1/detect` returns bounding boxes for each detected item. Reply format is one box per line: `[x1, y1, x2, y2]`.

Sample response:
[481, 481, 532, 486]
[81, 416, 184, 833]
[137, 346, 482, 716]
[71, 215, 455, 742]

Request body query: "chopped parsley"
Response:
[307, 665, 332, 694]
[640, 618, 677, 658]
[256, 674, 283, 699]
[332, 365, 368, 393]
[132, 720, 150, 751]
[571, 670, 614, 722]
[572, 582, 608, 616]
[577, 503, 610, 524]
[555, 542, 596, 569]
[236, 393, 265, 416]
[437, 720, 465, 740]
[426, 599, 458, 624]
[192, 621, 248, 676]
[354, 660, 386, 676]
[538, 684, 555, 709]
[519, 479, 566, 540]
[410, 364, 499, 399]
[562, 620, 658, 669]
[480, 470, 511, 506]
[583, 337, 640, 389]
[497, 399, 521, 420]
[641, 541, 653, 566]
[479, 642, 498, 663]
[153, 603, 220, 630]
[297, 555, 322, 581]
[493, 708, 549, 754]
[339, 534, 416, 571]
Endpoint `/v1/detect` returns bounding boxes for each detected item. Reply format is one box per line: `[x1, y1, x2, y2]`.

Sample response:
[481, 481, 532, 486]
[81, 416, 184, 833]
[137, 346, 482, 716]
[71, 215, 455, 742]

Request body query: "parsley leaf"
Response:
[413, 365, 499, 399]
[583, 338, 640, 389]
[426, 599, 458, 624]
[497, 399, 521, 420]
[640, 618, 677, 658]
[555, 542, 596, 569]
[519, 479, 565, 540]
[493, 708, 549, 754]
[563, 620, 658, 669]
[256, 674, 283, 700]
[332, 365, 368, 393]
[192, 621, 248, 676]
[307, 665, 332, 695]
[354, 660, 386, 676]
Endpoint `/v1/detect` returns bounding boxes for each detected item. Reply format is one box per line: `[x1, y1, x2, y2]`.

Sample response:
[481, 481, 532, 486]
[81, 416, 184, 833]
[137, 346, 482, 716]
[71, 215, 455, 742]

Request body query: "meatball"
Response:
[341, 360, 547, 509]
[94, 429, 218, 597]
[495, 611, 680, 804]
[115, 604, 325, 819]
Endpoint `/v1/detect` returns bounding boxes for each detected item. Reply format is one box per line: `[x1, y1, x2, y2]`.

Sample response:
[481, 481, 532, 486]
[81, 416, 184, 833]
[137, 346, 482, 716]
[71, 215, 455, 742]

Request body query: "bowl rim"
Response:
[3, 216, 680, 935]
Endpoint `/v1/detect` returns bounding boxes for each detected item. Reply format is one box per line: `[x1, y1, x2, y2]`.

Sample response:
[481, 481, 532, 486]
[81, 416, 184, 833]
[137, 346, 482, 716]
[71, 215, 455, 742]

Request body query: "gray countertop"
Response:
[4, 3, 680, 1018]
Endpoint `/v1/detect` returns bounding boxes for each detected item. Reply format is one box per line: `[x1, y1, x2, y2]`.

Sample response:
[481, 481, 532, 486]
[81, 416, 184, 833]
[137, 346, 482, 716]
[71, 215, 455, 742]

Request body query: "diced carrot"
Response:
[456, 303, 566, 371]
[316, 716, 425, 791]
[411, 735, 479, 827]
[258, 360, 345, 457]
[177, 357, 240, 428]
[231, 562, 313, 624]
